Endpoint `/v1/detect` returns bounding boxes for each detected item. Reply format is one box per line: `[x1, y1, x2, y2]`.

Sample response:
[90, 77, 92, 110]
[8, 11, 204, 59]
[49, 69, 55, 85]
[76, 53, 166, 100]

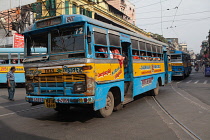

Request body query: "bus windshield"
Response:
[171, 55, 182, 62]
[51, 26, 84, 53]
[27, 32, 48, 56]
[26, 25, 85, 56]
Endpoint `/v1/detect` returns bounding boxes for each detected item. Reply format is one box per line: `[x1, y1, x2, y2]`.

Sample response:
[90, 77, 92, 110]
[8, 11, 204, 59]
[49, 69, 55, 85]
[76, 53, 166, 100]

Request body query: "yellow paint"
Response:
[171, 63, 183, 66]
[168, 63, 172, 71]
[95, 63, 124, 81]
[133, 63, 165, 77]
[0, 66, 24, 73]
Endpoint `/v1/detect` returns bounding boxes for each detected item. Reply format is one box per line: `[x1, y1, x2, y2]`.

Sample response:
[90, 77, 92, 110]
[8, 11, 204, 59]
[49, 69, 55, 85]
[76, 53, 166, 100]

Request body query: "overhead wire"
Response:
[171, 0, 183, 26]
[136, 16, 210, 26]
[160, 0, 163, 35]
[135, 0, 168, 9]
[136, 10, 210, 19]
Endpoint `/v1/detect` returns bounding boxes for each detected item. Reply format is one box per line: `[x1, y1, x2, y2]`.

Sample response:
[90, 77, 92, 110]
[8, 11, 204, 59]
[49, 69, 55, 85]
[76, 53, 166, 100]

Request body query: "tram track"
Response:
[152, 96, 202, 140]
[171, 82, 210, 112]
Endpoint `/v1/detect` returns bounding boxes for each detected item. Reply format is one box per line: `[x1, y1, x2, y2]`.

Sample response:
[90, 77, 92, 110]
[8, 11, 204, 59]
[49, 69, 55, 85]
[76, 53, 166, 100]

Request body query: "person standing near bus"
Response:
[7, 66, 16, 101]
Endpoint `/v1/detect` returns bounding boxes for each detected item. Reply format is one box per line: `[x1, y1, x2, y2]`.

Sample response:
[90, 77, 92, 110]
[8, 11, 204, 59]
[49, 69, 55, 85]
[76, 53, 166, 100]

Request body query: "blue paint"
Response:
[94, 81, 124, 110]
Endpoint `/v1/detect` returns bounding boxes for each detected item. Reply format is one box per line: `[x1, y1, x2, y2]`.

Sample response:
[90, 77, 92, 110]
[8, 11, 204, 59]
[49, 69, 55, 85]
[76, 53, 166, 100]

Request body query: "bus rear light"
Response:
[82, 65, 92, 70]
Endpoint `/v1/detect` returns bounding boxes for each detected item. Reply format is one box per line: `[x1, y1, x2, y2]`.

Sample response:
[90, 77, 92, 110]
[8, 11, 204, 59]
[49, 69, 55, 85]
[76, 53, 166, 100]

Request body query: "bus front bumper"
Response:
[172, 71, 184, 76]
[25, 96, 95, 104]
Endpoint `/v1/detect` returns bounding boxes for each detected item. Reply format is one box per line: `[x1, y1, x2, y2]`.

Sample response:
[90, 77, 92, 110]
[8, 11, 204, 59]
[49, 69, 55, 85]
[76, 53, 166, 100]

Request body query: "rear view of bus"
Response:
[0, 48, 25, 87]
[170, 50, 191, 79]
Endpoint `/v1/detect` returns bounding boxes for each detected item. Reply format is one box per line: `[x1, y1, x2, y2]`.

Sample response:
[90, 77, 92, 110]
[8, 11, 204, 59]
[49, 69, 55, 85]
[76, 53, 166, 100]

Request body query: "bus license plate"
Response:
[44, 98, 56, 108]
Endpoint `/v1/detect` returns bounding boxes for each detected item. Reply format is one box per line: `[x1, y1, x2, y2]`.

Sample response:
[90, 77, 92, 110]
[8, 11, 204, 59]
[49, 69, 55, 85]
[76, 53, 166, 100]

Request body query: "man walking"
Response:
[7, 66, 16, 101]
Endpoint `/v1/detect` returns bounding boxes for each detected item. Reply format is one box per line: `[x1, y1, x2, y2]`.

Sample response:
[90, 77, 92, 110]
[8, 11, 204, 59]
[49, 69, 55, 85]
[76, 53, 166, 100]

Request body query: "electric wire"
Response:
[137, 16, 210, 26]
[160, 0, 163, 35]
[171, 0, 183, 26]
[135, 0, 168, 9]
[136, 10, 210, 19]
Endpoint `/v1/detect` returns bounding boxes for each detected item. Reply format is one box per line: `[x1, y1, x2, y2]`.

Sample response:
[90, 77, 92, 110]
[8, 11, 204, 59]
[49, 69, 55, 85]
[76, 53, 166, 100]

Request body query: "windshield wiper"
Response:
[23, 55, 49, 62]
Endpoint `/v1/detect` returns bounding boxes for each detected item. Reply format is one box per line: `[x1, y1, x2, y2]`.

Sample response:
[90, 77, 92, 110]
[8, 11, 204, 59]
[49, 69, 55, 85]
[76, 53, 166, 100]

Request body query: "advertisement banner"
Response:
[13, 33, 24, 48]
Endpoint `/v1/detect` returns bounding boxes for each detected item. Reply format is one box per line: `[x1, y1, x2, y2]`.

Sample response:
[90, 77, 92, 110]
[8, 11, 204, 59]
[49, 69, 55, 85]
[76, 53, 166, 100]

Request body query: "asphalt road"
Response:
[0, 69, 210, 140]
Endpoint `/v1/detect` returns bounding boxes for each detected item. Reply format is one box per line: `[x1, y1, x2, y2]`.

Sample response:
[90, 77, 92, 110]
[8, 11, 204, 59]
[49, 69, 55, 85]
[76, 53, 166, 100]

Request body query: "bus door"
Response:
[121, 41, 134, 102]
[163, 49, 169, 84]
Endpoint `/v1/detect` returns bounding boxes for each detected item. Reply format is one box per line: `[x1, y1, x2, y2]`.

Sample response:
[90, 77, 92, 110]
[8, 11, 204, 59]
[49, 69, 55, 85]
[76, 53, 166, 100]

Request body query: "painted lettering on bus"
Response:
[141, 77, 153, 87]
[33, 98, 44, 102]
[141, 70, 152, 74]
[114, 69, 122, 79]
[153, 65, 161, 69]
[98, 69, 111, 78]
[140, 65, 151, 70]
[45, 69, 54, 73]
[66, 16, 75, 23]
[0, 67, 8, 71]
[112, 67, 120, 75]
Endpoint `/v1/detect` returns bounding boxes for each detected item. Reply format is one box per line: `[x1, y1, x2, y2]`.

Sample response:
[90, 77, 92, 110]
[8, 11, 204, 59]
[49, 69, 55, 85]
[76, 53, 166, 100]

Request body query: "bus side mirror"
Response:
[87, 31, 91, 43]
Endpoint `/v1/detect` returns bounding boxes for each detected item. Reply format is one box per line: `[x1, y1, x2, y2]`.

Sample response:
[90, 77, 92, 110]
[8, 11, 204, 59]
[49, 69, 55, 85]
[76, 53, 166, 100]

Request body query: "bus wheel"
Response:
[54, 104, 70, 113]
[150, 81, 159, 96]
[97, 91, 114, 118]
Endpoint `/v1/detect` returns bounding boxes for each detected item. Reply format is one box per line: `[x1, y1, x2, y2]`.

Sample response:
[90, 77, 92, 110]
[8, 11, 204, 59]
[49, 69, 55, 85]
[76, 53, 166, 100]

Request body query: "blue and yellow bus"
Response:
[0, 48, 46, 87]
[170, 50, 192, 79]
[23, 15, 172, 117]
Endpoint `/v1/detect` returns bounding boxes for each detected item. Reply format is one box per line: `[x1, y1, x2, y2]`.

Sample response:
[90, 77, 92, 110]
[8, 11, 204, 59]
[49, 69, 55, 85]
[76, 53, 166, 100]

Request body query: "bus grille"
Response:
[29, 74, 86, 94]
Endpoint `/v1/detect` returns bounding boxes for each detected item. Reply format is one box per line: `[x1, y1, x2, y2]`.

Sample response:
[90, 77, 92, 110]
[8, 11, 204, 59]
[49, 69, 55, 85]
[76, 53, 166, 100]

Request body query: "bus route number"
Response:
[67, 16, 75, 23]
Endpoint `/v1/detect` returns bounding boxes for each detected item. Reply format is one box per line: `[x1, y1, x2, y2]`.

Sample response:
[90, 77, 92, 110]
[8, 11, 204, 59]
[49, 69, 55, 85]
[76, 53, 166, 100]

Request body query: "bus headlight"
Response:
[73, 83, 86, 93]
[26, 83, 34, 92]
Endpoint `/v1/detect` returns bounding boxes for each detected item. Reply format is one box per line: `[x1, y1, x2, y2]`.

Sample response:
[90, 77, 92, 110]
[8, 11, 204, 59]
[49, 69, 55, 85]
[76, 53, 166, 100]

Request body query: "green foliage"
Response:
[151, 33, 168, 44]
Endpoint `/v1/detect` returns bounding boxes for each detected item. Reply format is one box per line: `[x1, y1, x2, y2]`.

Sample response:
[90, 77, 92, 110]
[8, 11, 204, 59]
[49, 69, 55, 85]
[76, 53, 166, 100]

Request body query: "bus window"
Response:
[51, 27, 85, 53]
[94, 31, 107, 45]
[10, 53, 18, 64]
[132, 50, 140, 59]
[139, 41, 146, 50]
[131, 39, 139, 50]
[171, 55, 181, 61]
[0, 54, 9, 64]
[140, 51, 146, 60]
[95, 46, 108, 58]
[27, 32, 48, 56]
[109, 32, 120, 47]
[111, 47, 124, 60]
[152, 45, 157, 52]
[147, 52, 152, 61]
[146, 43, 152, 52]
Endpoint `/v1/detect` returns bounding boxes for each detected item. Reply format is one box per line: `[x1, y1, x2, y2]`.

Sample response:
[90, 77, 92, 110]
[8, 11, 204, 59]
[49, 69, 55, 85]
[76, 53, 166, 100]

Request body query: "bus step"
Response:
[123, 97, 133, 104]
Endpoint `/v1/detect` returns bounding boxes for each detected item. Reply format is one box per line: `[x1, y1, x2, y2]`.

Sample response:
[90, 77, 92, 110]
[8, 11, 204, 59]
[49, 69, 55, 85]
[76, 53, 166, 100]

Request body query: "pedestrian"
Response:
[7, 66, 16, 101]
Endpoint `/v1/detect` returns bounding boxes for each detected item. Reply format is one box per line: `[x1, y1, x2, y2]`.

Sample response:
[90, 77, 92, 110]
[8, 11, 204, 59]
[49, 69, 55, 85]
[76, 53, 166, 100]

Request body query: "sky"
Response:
[129, 0, 210, 54]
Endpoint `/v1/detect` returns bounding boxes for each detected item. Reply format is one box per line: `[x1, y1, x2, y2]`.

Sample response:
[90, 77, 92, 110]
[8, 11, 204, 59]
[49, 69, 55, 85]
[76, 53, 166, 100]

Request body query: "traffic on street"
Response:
[0, 69, 210, 140]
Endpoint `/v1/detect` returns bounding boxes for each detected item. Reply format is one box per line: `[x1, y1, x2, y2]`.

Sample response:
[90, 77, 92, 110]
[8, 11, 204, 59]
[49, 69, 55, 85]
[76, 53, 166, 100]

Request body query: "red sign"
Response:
[13, 33, 24, 48]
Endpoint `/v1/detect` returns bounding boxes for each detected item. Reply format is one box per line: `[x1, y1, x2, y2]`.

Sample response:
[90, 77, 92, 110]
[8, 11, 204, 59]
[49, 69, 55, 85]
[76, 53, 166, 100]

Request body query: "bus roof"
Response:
[23, 14, 168, 47]
[170, 50, 189, 55]
[0, 48, 46, 53]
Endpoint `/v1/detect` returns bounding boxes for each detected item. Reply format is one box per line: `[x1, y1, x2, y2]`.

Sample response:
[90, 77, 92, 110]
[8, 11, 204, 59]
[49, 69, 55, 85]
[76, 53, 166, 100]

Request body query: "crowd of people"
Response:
[95, 47, 161, 61]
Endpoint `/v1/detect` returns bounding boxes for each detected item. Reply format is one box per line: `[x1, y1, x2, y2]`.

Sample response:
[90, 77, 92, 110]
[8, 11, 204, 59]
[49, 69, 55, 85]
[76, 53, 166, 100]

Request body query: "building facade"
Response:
[106, 0, 135, 25]
[166, 38, 179, 50]
[179, 43, 188, 52]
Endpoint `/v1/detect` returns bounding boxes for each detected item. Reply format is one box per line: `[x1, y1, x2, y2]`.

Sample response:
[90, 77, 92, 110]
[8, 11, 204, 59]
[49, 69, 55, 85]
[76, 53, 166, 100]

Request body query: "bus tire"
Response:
[96, 91, 114, 118]
[150, 81, 159, 96]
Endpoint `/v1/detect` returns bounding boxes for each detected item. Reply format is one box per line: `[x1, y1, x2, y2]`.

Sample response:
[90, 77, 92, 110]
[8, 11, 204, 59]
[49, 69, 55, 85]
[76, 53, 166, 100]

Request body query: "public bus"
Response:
[0, 48, 46, 87]
[23, 14, 172, 117]
[170, 50, 192, 79]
